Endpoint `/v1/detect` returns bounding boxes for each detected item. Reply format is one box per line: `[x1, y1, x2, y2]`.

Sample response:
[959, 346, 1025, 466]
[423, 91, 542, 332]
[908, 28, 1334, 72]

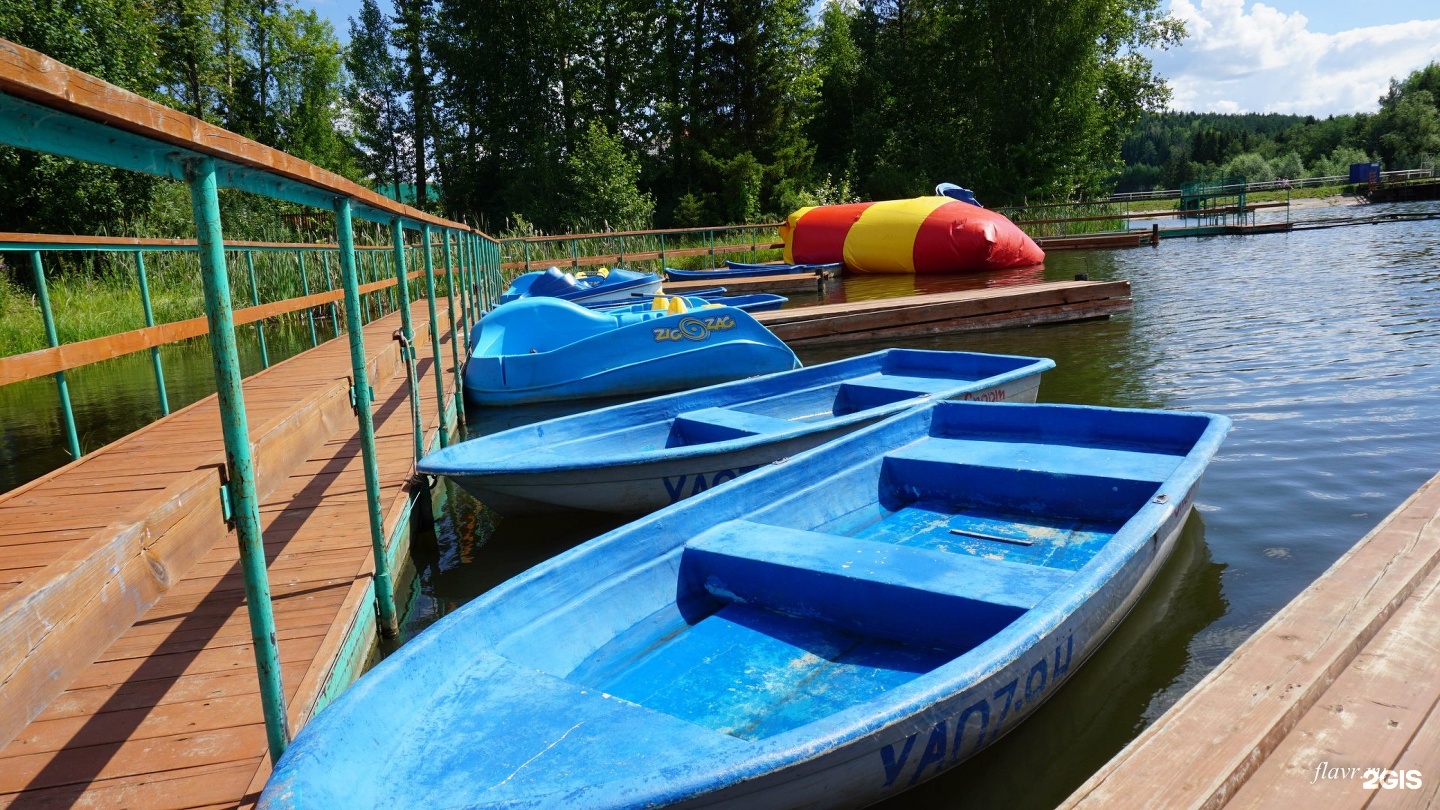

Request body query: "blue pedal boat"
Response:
[429, 348, 1052, 514]
[664, 262, 839, 281]
[462, 296, 799, 407]
[500, 266, 663, 306]
[262, 400, 1230, 809]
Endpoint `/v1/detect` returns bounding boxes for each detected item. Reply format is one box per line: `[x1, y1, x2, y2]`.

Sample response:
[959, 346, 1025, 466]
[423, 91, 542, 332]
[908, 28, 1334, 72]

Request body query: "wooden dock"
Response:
[755, 279, 1132, 346]
[1063, 468, 1440, 809]
[0, 303, 456, 808]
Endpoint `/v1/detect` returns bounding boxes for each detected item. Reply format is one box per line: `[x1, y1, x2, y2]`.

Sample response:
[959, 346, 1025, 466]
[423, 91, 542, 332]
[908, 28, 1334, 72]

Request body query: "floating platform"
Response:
[0, 304, 456, 808]
[1362, 179, 1440, 203]
[755, 280, 1132, 346]
[1036, 232, 1149, 250]
[1063, 467, 1440, 809]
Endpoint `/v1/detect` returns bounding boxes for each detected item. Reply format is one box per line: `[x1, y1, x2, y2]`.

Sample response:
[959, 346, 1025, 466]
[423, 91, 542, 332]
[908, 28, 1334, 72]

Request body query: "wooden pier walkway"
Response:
[755, 279, 1132, 346]
[0, 302, 456, 809]
[1063, 468, 1440, 809]
[664, 271, 825, 295]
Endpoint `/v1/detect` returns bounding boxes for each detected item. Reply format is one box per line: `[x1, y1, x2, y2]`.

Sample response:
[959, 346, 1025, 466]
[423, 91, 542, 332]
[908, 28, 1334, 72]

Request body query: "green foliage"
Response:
[564, 122, 655, 231]
[1120, 62, 1440, 190]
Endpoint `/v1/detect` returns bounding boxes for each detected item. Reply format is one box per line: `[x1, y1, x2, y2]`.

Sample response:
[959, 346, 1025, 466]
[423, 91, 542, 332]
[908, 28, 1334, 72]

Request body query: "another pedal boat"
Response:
[462, 296, 799, 407]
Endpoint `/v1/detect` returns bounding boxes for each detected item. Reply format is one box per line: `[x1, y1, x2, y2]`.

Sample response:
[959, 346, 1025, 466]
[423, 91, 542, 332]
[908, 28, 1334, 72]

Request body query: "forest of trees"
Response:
[2, 0, 1437, 237]
[1117, 63, 1440, 191]
[0, 0, 1182, 236]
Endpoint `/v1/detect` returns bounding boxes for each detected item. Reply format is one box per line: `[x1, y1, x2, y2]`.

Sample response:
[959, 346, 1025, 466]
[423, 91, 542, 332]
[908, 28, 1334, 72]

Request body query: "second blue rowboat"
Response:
[426, 348, 1053, 514]
[500, 266, 663, 306]
[262, 400, 1230, 809]
[590, 292, 788, 314]
[462, 296, 799, 407]
[664, 262, 839, 281]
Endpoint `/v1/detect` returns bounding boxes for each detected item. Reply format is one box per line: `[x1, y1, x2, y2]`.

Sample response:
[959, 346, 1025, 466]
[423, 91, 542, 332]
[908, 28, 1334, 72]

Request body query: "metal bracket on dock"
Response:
[218, 479, 234, 526]
[346, 376, 375, 415]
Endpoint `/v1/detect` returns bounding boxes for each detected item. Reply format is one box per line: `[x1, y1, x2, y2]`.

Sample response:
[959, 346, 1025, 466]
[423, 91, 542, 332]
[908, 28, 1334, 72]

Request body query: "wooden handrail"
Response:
[0, 269, 444, 386]
[0, 232, 427, 251]
[0, 38, 484, 237]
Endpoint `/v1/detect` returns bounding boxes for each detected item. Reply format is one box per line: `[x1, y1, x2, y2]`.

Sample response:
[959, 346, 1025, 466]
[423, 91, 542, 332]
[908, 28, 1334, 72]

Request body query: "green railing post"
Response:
[441, 231, 465, 416]
[185, 157, 289, 763]
[618, 234, 625, 266]
[321, 252, 339, 338]
[29, 251, 82, 460]
[523, 240, 531, 274]
[456, 234, 473, 330]
[244, 251, 269, 368]
[297, 251, 318, 348]
[419, 226, 450, 448]
[335, 197, 399, 638]
[134, 252, 170, 415]
[391, 218, 424, 462]
[659, 233, 666, 271]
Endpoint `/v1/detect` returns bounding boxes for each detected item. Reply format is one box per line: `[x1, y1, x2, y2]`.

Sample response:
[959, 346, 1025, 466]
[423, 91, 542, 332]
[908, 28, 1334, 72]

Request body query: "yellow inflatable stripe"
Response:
[842, 197, 951, 274]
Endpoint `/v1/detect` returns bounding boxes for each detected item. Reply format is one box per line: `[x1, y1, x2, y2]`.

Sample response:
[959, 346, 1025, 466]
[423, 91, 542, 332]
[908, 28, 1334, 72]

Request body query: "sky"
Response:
[1148, 0, 1440, 115]
[297, 0, 1440, 118]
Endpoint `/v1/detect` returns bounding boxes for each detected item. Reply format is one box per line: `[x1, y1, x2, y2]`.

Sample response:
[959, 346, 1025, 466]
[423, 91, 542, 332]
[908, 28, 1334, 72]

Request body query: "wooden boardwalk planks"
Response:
[755, 280, 1132, 346]
[1062, 470, 1440, 810]
[0, 302, 459, 809]
[663, 272, 824, 295]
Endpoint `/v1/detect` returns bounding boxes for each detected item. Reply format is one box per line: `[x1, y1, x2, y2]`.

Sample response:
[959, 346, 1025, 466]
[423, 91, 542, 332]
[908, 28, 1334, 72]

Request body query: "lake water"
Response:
[400, 200, 1440, 807]
[3, 201, 1437, 805]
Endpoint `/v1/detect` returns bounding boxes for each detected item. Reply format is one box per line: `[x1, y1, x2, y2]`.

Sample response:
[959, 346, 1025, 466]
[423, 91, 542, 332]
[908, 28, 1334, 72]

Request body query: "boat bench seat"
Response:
[670, 407, 797, 444]
[681, 520, 1072, 649]
[886, 436, 1182, 482]
[836, 374, 960, 412]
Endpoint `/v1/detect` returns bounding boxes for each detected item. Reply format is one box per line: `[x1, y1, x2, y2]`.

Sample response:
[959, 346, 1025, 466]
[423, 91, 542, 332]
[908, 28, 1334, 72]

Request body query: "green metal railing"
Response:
[0, 39, 501, 766]
[498, 222, 783, 277]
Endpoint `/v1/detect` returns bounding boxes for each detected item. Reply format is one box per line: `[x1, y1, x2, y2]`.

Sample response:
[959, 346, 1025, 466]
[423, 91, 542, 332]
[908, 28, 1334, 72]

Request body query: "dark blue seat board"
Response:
[677, 520, 1071, 647]
[591, 603, 956, 742]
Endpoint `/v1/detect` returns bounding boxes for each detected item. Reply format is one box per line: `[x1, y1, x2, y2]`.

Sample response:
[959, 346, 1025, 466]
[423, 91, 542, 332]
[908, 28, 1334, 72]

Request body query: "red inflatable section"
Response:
[912, 201, 1046, 272]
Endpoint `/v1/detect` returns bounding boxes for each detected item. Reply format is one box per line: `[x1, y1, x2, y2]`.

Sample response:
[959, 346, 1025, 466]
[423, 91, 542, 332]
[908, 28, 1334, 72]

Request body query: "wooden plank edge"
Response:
[1060, 473, 1440, 810]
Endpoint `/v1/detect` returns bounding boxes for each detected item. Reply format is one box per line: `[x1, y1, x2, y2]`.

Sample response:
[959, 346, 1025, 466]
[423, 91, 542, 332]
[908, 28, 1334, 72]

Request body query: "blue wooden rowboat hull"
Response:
[463, 297, 799, 407]
[664, 262, 838, 281]
[588, 292, 788, 313]
[261, 401, 1230, 809]
[425, 348, 1053, 515]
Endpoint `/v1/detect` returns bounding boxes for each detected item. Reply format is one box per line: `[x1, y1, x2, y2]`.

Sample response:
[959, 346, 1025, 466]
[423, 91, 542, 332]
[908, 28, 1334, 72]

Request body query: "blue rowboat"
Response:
[590, 292, 788, 314]
[463, 296, 799, 407]
[426, 348, 1053, 515]
[664, 262, 839, 281]
[500, 266, 663, 306]
[262, 400, 1230, 809]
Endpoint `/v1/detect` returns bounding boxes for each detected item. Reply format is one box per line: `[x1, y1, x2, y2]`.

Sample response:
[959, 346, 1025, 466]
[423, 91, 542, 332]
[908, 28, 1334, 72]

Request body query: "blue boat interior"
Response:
[493, 403, 1212, 743]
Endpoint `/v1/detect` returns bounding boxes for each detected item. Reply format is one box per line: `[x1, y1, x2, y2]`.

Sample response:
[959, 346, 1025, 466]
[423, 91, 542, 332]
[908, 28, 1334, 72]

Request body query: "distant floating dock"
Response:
[1063, 468, 1440, 809]
[755, 279, 1132, 346]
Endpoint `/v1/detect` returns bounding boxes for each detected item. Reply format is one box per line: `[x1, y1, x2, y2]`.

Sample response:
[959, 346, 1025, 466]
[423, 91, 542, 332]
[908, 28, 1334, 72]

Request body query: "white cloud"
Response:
[1150, 0, 1440, 115]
